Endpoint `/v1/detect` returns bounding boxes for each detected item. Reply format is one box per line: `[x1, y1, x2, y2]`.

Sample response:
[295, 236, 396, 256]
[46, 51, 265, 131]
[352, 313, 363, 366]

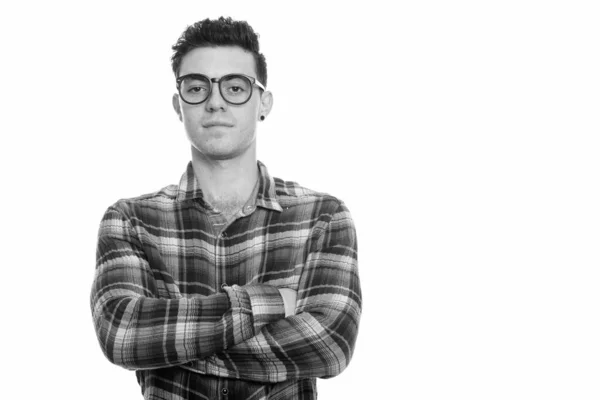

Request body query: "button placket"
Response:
[216, 227, 229, 293]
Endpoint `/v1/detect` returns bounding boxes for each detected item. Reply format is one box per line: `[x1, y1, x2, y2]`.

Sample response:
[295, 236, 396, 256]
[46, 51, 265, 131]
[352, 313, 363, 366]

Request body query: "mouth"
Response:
[202, 121, 234, 128]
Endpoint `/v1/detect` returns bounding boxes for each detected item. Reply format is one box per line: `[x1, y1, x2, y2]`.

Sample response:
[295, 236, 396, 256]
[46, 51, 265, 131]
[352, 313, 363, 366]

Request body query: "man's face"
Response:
[173, 46, 270, 161]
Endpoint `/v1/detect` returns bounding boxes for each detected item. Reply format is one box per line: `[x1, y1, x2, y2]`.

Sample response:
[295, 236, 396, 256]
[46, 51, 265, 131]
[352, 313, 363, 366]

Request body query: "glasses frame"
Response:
[176, 73, 266, 105]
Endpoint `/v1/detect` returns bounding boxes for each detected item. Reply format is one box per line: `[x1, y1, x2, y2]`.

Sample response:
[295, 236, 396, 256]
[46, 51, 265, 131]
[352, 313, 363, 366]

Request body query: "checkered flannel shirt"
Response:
[90, 161, 361, 400]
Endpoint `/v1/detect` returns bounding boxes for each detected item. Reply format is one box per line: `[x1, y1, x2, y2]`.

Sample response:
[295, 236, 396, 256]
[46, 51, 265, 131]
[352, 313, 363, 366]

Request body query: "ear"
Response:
[258, 91, 273, 120]
[172, 93, 183, 122]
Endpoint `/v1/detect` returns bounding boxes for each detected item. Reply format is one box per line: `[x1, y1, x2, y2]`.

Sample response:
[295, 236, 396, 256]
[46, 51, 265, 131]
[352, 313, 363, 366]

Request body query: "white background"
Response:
[1, 1, 599, 399]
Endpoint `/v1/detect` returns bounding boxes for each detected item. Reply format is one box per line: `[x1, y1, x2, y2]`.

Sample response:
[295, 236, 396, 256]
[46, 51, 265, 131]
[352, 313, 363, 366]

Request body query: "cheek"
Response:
[181, 108, 201, 128]
[236, 105, 260, 130]
[238, 115, 258, 135]
[182, 113, 194, 126]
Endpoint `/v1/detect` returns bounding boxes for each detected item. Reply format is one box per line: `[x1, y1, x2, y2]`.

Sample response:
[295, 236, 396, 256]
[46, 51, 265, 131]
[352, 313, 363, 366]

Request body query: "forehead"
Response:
[179, 46, 256, 78]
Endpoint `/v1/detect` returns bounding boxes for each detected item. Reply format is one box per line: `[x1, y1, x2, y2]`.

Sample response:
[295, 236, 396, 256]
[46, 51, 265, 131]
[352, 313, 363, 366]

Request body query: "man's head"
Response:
[171, 17, 267, 88]
[171, 17, 273, 162]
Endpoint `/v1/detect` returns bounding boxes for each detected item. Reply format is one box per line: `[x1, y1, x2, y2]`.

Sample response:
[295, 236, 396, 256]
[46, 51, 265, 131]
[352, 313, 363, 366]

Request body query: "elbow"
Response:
[93, 312, 136, 370]
[305, 307, 361, 379]
[91, 297, 141, 370]
[323, 324, 359, 378]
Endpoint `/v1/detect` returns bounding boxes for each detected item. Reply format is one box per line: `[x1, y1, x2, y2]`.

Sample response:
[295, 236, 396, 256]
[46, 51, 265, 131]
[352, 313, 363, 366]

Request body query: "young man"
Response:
[91, 17, 361, 400]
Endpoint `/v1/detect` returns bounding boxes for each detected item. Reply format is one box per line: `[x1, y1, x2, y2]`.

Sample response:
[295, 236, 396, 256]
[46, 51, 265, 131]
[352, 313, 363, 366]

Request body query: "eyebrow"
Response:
[180, 73, 253, 77]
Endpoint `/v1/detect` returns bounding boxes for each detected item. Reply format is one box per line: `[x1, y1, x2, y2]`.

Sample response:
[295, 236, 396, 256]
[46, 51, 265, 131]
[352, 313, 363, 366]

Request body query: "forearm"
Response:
[92, 256, 287, 370]
[91, 260, 258, 370]
[94, 292, 225, 369]
[201, 299, 361, 382]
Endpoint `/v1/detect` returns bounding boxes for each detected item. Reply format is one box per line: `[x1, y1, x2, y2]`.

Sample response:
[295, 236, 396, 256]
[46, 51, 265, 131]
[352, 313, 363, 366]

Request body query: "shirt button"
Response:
[245, 205, 255, 213]
[222, 388, 229, 395]
[221, 232, 227, 238]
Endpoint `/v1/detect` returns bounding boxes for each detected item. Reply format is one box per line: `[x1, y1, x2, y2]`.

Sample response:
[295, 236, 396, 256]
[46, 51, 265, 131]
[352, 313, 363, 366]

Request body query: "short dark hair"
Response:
[171, 17, 268, 87]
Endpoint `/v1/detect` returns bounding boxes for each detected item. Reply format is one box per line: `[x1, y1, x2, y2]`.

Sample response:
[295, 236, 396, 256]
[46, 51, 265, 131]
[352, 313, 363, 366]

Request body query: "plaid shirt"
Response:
[90, 161, 361, 400]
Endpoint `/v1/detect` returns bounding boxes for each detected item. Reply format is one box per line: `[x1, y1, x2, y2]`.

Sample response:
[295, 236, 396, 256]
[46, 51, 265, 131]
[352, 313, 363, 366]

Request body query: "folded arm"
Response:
[193, 202, 362, 382]
[90, 205, 285, 370]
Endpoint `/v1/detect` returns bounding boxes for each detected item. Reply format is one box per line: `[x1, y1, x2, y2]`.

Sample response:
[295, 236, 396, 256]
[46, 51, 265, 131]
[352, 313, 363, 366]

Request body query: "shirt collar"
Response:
[175, 160, 283, 212]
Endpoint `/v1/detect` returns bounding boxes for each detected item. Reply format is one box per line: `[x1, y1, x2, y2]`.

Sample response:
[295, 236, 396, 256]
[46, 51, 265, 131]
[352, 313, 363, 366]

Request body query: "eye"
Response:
[228, 86, 245, 93]
[222, 76, 250, 96]
[181, 77, 210, 95]
[188, 86, 207, 94]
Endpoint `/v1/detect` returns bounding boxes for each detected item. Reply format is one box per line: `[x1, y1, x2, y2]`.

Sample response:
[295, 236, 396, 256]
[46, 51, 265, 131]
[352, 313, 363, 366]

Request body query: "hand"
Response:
[278, 288, 297, 317]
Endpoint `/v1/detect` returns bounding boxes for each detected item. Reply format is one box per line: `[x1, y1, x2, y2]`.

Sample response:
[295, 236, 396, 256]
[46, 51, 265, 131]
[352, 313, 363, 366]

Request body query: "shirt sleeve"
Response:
[90, 205, 285, 371]
[190, 201, 362, 382]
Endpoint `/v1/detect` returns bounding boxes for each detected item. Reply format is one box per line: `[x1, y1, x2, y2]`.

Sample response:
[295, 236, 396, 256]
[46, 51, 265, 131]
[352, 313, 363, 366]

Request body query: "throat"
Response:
[205, 176, 259, 221]
[210, 196, 246, 218]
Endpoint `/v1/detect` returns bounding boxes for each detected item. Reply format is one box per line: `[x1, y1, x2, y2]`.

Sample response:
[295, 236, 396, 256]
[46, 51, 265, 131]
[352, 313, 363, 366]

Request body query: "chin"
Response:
[189, 133, 255, 161]
[191, 142, 241, 160]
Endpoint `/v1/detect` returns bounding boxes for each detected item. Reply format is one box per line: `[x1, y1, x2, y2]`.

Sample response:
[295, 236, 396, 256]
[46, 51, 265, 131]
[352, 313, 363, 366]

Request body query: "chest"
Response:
[140, 204, 314, 297]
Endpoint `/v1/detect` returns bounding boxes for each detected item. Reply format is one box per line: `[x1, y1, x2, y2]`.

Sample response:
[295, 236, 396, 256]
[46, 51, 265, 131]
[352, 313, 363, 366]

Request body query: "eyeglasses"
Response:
[176, 73, 266, 105]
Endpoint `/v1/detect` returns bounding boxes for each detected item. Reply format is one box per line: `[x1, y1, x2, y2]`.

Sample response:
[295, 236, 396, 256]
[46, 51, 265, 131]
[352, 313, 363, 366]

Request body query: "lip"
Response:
[202, 120, 234, 128]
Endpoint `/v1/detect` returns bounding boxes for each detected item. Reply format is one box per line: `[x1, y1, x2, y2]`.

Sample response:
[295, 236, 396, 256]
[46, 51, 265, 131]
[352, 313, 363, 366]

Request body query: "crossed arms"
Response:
[90, 201, 361, 383]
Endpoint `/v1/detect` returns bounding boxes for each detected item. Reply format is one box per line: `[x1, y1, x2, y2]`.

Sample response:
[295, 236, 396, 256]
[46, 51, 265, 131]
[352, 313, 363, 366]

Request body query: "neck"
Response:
[190, 147, 259, 210]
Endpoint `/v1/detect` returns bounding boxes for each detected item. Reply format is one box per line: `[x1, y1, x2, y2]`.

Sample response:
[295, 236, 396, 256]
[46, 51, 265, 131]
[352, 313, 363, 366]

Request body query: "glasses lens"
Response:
[220, 75, 252, 104]
[180, 75, 211, 104]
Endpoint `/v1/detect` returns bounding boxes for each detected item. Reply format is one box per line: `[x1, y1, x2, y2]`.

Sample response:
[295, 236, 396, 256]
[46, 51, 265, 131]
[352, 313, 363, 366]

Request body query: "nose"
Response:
[205, 81, 227, 112]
